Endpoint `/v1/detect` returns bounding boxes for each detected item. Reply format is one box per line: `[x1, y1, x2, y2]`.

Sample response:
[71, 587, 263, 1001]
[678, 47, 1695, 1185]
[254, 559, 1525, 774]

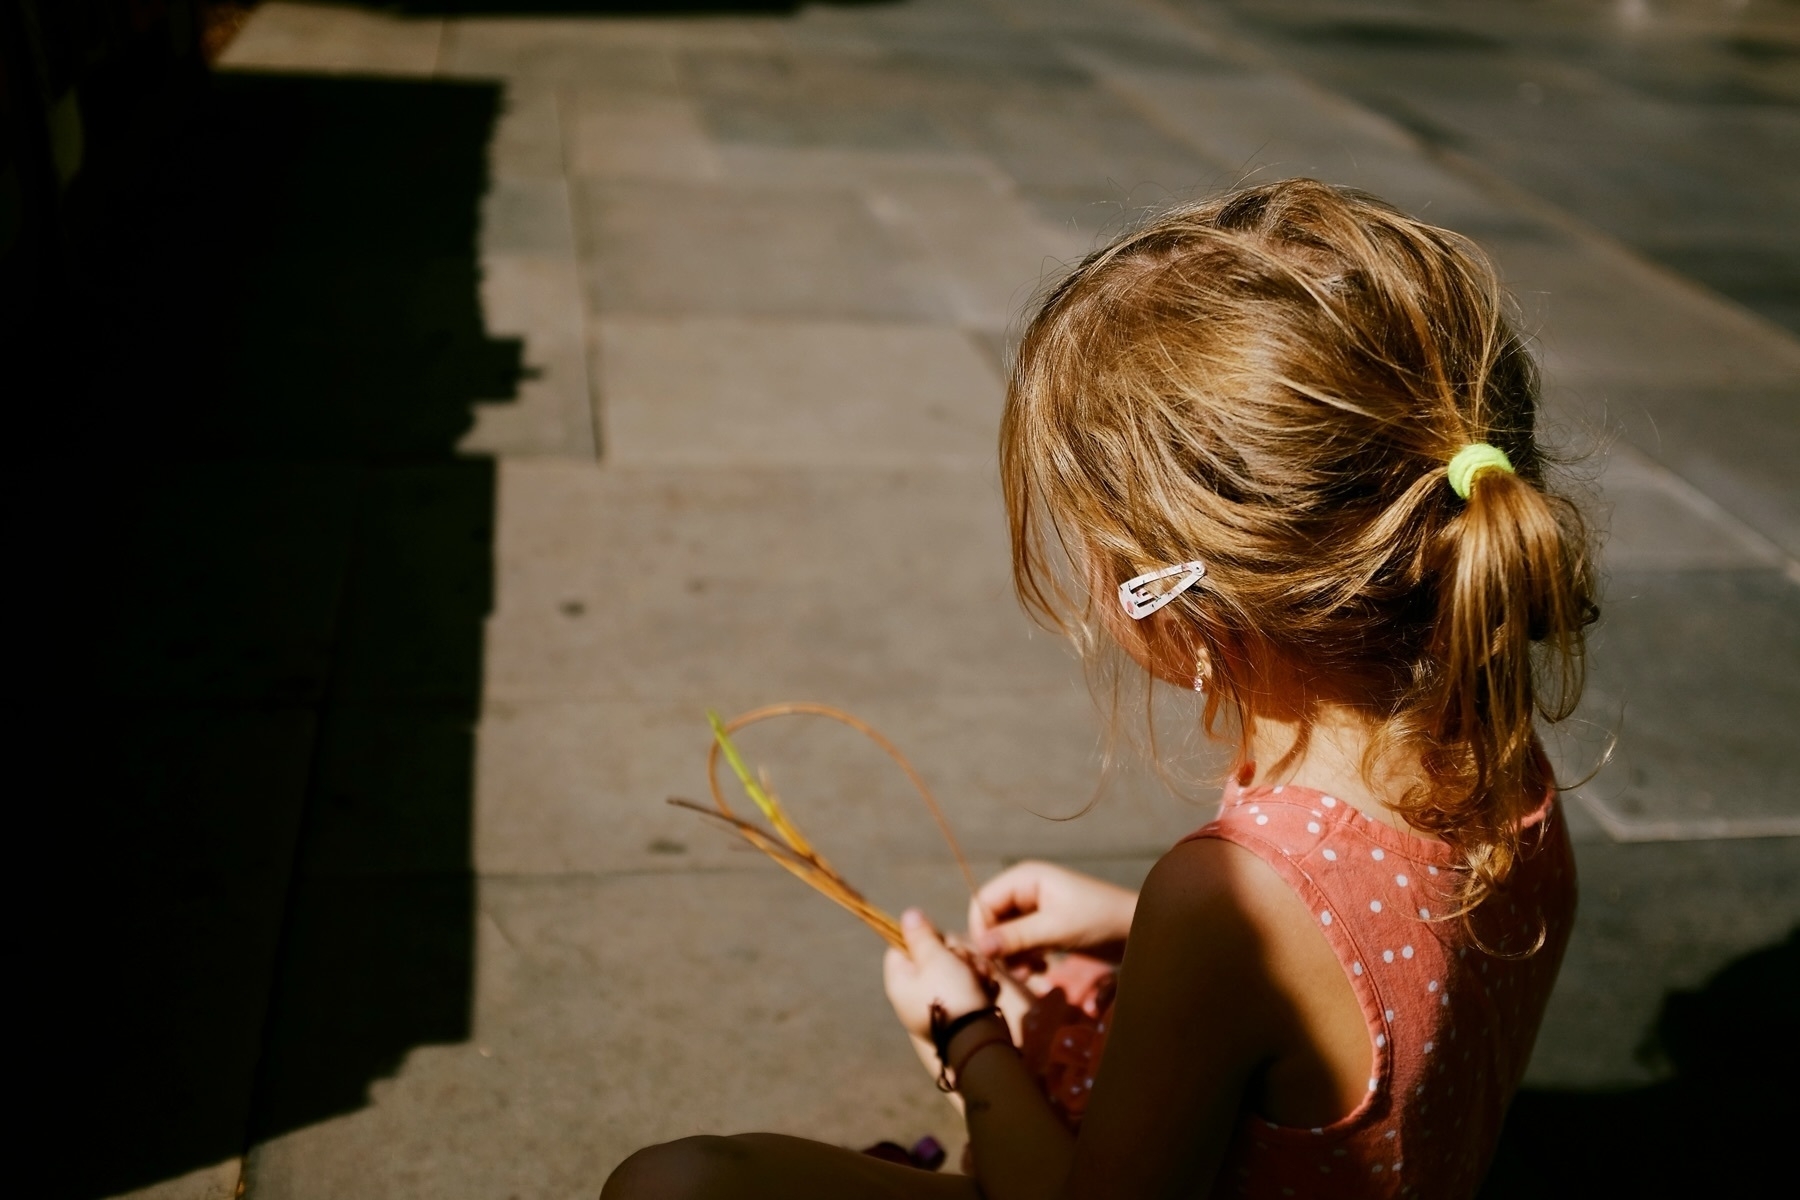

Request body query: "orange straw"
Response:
[668, 702, 980, 949]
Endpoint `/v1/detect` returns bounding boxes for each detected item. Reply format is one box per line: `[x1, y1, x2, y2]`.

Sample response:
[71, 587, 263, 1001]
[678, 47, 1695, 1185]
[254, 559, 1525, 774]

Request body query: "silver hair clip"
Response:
[1118, 560, 1207, 620]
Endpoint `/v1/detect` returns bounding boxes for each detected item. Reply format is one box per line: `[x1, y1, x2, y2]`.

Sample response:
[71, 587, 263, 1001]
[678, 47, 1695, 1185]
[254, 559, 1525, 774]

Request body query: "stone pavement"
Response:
[29, 0, 1797, 1196]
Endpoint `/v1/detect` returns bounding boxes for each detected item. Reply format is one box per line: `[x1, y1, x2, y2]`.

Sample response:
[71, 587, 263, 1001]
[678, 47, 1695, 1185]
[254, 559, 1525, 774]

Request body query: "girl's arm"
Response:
[969, 861, 1139, 967]
[1049, 838, 1293, 1198]
[945, 1013, 1076, 1197]
[886, 914, 1076, 1196]
[892, 839, 1296, 1200]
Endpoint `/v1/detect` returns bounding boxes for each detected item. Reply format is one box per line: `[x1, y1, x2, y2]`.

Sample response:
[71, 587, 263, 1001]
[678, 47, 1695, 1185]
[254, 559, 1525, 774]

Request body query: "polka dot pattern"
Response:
[1015, 769, 1578, 1200]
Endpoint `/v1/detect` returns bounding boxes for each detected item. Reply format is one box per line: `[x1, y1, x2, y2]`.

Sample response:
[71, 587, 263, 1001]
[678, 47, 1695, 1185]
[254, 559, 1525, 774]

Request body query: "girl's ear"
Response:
[1192, 642, 1214, 693]
[1135, 612, 1211, 692]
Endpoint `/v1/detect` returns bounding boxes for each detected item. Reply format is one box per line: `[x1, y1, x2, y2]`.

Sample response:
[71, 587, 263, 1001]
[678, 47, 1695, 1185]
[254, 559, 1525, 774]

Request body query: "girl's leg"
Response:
[602, 1133, 982, 1200]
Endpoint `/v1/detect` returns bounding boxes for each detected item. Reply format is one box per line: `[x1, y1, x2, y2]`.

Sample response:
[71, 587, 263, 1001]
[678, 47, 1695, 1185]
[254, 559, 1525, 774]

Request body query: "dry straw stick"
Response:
[668, 702, 980, 951]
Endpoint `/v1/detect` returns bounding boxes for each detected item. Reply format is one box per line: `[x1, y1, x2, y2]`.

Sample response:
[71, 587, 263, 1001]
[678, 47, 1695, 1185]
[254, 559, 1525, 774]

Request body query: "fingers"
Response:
[900, 908, 953, 964]
[974, 909, 1058, 960]
[881, 946, 913, 998]
[992, 966, 1033, 1009]
[967, 893, 990, 939]
[974, 861, 1047, 928]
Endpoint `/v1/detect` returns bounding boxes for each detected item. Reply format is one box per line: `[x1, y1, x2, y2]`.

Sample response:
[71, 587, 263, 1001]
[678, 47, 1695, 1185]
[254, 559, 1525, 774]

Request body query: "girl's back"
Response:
[1026, 771, 1576, 1199]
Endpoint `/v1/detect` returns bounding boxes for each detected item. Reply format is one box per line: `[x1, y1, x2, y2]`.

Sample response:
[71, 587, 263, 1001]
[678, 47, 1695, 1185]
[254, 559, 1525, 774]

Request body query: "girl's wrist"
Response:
[944, 1010, 1008, 1058]
[941, 1011, 1013, 1093]
[949, 1032, 1014, 1089]
[930, 1003, 1001, 1060]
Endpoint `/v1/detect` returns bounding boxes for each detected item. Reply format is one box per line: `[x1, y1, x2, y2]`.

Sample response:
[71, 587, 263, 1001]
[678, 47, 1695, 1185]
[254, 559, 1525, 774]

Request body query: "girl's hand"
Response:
[883, 908, 996, 1040]
[970, 860, 1139, 967]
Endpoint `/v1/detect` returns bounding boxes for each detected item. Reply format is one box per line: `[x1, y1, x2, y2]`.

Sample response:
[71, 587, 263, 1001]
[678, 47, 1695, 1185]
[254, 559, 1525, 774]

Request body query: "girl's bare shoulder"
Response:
[1136, 836, 1371, 1121]
[1129, 837, 1316, 1017]
[1136, 836, 1360, 1026]
[1140, 835, 1314, 932]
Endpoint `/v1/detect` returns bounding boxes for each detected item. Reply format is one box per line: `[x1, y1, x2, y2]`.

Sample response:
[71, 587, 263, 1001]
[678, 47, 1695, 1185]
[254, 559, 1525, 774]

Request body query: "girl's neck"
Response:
[1243, 704, 1441, 842]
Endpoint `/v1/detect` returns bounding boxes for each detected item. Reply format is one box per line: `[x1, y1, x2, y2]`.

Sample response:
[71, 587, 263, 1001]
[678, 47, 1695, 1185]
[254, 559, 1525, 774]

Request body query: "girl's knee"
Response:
[601, 1136, 746, 1200]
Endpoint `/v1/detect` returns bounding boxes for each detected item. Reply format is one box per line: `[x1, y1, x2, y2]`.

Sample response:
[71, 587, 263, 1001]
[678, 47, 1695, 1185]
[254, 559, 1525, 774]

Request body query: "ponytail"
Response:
[1420, 456, 1596, 913]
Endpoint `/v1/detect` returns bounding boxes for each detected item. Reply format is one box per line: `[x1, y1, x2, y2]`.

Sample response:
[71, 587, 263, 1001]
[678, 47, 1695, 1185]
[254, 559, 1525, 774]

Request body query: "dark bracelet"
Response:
[943, 1032, 1015, 1093]
[929, 1002, 1004, 1089]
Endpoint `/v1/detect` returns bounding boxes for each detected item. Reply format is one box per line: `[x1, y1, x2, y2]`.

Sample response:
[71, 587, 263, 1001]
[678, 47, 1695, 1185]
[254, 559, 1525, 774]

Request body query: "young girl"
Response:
[603, 178, 1595, 1200]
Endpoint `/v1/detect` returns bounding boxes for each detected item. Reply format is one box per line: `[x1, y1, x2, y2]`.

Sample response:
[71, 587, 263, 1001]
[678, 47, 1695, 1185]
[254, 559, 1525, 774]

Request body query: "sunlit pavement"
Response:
[72, 1, 1800, 1195]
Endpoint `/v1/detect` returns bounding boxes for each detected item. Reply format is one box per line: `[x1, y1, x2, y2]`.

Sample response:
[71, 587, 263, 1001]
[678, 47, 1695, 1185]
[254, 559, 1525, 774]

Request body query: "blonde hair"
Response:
[1001, 179, 1597, 913]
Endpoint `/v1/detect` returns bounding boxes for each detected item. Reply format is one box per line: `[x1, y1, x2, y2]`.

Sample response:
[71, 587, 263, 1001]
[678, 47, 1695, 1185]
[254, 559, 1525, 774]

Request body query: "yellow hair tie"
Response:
[1447, 443, 1514, 500]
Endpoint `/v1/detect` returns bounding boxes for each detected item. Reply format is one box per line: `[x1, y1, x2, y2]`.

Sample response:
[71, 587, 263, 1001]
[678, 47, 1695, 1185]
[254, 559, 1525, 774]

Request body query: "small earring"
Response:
[1193, 664, 1208, 694]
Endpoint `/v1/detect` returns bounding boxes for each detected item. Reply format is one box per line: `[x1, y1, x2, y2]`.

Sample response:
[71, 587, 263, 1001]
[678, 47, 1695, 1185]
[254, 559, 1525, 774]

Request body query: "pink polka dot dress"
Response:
[1020, 769, 1577, 1199]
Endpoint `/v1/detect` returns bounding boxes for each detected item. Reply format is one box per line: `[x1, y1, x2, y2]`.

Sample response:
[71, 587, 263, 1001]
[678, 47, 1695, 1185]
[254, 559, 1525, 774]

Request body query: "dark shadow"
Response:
[1481, 928, 1800, 1198]
[4, 68, 521, 1198]
[1280, 19, 1503, 53]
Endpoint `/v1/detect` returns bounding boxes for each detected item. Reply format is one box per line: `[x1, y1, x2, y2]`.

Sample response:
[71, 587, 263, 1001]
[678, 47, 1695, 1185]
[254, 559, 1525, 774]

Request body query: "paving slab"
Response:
[711, 144, 1001, 189]
[478, 178, 577, 259]
[29, 462, 360, 703]
[698, 145, 1081, 327]
[1491, 236, 1800, 392]
[437, 19, 685, 89]
[218, 2, 443, 76]
[243, 868, 979, 1200]
[1569, 569, 1800, 838]
[460, 254, 596, 459]
[936, 79, 1224, 212]
[1565, 381, 1800, 561]
[597, 316, 1001, 465]
[860, 170, 1086, 330]
[481, 461, 1072, 706]
[697, 82, 959, 154]
[1523, 836, 1800, 1088]
[460, 96, 598, 460]
[1191, 0, 1800, 340]
[783, 17, 1094, 89]
[113, 1163, 243, 1200]
[563, 92, 724, 182]
[297, 703, 479, 876]
[18, 708, 315, 1200]
[249, 872, 474, 1137]
[470, 692, 1224, 879]
[575, 180, 949, 320]
[450, 13, 771, 58]
[1593, 445, 1785, 573]
[326, 462, 495, 704]
[1089, 66, 1557, 245]
[480, 82, 565, 182]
